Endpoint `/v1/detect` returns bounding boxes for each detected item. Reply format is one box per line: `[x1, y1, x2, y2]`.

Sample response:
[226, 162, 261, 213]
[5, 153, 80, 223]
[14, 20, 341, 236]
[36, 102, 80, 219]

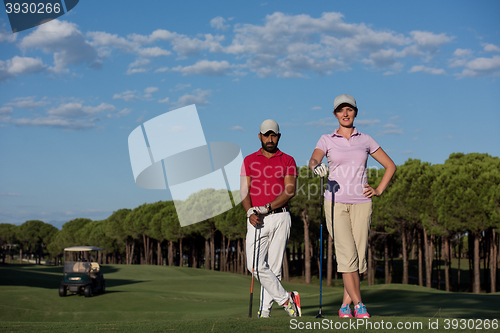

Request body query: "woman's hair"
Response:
[334, 103, 358, 116]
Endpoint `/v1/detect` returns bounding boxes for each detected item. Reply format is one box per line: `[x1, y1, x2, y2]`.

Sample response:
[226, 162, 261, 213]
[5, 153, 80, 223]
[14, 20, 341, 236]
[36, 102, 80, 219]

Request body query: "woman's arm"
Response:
[363, 147, 397, 198]
[309, 148, 326, 170]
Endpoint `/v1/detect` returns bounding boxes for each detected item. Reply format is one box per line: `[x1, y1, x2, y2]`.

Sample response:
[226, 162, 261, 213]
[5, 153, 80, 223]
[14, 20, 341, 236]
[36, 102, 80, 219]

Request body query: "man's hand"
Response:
[313, 162, 328, 177]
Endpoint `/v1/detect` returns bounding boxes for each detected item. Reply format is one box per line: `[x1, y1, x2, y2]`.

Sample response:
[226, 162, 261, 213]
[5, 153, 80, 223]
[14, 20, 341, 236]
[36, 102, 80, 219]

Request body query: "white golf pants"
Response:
[246, 211, 291, 313]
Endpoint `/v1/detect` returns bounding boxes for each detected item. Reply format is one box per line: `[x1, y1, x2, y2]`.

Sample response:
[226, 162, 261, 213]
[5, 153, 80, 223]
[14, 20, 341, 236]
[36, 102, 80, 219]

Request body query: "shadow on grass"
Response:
[303, 286, 500, 319]
[0, 264, 144, 290]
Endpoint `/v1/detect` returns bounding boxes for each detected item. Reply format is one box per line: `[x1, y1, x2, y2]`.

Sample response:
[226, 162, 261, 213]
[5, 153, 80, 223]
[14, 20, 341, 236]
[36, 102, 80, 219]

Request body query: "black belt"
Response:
[269, 207, 289, 214]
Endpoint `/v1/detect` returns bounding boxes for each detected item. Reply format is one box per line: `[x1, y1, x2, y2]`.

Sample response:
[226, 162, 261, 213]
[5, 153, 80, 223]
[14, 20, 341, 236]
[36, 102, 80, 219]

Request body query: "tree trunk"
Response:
[473, 231, 481, 294]
[327, 234, 333, 286]
[418, 229, 423, 286]
[367, 237, 373, 286]
[168, 240, 174, 266]
[402, 224, 408, 284]
[243, 238, 248, 276]
[423, 228, 433, 288]
[210, 227, 215, 270]
[444, 236, 450, 292]
[283, 248, 290, 282]
[157, 240, 162, 265]
[491, 229, 497, 293]
[179, 238, 183, 267]
[205, 238, 210, 270]
[302, 209, 311, 284]
[384, 236, 391, 284]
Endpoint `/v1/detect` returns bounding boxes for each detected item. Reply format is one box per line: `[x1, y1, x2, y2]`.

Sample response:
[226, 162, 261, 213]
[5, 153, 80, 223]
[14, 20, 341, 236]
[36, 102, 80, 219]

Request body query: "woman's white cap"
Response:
[334, 94, 357, 111]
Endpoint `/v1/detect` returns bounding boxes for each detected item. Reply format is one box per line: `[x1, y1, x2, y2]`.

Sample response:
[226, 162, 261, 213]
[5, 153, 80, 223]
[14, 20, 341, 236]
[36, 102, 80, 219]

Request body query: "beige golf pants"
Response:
[324, 201, 372, 273]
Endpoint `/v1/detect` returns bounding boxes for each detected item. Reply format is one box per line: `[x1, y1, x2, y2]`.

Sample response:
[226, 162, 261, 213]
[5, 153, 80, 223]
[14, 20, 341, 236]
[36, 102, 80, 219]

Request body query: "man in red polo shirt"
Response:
[241, 119, 301, 318]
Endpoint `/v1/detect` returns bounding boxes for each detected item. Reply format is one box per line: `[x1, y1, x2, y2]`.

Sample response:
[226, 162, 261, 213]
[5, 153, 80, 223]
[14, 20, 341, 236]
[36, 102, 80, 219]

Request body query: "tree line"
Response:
[1, 152, 498, 294]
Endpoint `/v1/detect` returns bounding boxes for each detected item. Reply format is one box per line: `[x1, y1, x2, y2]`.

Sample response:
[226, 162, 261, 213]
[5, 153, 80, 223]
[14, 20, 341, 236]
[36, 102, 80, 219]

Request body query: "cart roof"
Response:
[64, 246, 102, 251]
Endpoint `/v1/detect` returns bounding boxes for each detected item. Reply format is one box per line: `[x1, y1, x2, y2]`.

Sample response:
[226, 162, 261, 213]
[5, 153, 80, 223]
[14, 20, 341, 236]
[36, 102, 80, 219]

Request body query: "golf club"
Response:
[249, 218, 258, 318]
[316, 176, 325, 318]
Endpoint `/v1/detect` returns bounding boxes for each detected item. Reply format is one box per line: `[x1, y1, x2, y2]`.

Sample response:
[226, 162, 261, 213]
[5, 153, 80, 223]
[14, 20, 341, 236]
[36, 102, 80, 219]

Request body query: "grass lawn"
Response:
[1, 264, 499, 332]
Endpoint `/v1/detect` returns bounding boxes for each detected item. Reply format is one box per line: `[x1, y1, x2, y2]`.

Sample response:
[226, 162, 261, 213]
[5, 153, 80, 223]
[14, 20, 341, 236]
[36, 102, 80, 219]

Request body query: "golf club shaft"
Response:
[249, 226, 258, 317]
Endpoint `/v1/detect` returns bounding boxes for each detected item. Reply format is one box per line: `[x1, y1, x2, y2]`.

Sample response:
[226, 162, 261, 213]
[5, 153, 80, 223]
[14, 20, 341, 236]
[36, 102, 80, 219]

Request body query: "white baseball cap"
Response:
[260, 119, 280, 134]
[334, 94, 357, 111]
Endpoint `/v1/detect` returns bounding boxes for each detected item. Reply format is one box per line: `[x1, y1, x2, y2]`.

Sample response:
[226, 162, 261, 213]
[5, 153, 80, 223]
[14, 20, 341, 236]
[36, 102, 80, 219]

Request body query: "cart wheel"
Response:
[59, 285, 66, 297]
[101, 280, 106, 293]
[84, 285, 92, 297]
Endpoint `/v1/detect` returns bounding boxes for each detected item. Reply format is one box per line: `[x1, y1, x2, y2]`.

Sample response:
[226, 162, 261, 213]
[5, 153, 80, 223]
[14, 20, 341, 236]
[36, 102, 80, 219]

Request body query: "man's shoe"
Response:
[339, 303, 353, 318]
[283, 295, 299, 317]
[257, 310, 270, 318]
[354, 302, 370, 318]
[289, 291, 302, 317]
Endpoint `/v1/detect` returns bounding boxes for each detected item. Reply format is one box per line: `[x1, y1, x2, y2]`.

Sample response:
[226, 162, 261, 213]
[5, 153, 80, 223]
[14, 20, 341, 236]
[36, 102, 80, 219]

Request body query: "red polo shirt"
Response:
[241, 148, 297, 207]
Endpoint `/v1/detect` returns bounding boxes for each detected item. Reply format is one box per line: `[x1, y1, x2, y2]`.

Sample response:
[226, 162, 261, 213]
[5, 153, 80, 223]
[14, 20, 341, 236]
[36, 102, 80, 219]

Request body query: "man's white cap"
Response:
[334, 94, 357, 111]
[260, 119, 280, 134]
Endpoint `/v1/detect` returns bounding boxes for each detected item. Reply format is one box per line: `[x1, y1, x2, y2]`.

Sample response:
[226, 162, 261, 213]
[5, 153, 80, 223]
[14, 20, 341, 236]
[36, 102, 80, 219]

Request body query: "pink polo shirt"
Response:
[315, 128, 380, 204]
[241, 149, 297, 207]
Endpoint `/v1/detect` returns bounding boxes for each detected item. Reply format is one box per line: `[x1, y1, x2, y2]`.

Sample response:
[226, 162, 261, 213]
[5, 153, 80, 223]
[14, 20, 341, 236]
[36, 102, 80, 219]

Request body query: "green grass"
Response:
[1, 264, 499, 332]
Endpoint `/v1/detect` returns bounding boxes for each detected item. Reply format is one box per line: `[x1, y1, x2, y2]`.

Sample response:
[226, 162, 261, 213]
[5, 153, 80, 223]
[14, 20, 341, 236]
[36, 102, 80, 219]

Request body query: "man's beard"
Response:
[261, 140, 278, 153]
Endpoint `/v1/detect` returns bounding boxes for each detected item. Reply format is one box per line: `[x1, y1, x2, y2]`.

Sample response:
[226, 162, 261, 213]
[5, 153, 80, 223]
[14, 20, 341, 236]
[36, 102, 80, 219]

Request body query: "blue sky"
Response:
[1, 0, 499, 228]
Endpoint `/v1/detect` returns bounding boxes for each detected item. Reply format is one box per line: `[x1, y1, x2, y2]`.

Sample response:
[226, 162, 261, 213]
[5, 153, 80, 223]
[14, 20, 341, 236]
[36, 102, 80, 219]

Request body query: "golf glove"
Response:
[247, 206, 268, 217]
[313, 162, 328, 177]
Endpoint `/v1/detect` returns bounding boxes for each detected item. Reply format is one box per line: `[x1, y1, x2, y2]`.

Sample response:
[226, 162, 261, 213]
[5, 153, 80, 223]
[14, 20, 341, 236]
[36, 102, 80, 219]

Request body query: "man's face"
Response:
[259, 131, 280, 153]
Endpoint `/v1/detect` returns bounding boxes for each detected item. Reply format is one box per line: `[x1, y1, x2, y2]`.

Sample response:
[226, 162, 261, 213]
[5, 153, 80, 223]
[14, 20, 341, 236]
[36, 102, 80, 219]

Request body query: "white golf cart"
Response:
[59, 246, 106, 297]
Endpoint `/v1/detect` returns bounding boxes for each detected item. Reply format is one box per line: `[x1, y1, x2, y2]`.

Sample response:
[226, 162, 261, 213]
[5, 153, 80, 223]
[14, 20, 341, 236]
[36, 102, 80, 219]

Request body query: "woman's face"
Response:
[334, 105, 356, 127]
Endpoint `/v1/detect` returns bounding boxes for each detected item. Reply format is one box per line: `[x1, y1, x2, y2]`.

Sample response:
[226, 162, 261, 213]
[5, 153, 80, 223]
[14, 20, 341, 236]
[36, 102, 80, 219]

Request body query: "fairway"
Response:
[1, 264, 499, 332]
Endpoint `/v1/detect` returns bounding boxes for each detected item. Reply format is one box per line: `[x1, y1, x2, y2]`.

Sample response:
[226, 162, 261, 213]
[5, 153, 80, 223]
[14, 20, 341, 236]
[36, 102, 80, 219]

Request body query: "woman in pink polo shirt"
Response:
[308, 94, 396, 318]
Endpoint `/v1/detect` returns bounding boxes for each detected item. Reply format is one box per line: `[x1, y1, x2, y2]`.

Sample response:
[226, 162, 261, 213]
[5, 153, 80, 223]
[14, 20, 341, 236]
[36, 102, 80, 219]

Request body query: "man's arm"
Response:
[267, 174, 296, 210]
[241, 176, 261, 226]
[240, 176, 252, 212]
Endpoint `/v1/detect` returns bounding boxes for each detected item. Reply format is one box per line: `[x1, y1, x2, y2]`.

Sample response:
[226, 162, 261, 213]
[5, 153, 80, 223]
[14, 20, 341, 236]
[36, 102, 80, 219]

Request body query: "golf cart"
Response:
[59, 246, 105, 297]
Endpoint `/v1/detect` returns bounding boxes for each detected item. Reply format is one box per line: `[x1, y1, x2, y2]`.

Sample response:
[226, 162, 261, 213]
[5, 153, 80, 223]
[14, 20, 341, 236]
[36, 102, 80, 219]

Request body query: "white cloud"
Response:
[170, 83, 191, 91]
[458, 55, 500, 78]
[211, 17, 230, 31]
[311, 106, 322, 110]
[20, 20, 100, 73]
[137, 47, 171, 57]
[305, 117, 337, 128]
[0, 106, 13, 115]
[128, 29, 224, 56]
[144, 87, 159, 94]
[172, 60, 232, 76]
[0, 192, 22, 196]
[231, 125, 245, 131]
[453, 48, 473, 57]
[48, 102, 115, 118]
[113, 87, 157, 101]
[87, 31, 139, 52]
[0, 56, 46, 82]
[356, 119, 381, 126]
[409, 65, 446, 75]
[171, 89, 211, 108]
[0, 28, 16, 43]
[482, 43, 500, 53]
[158, 97, 170, 103]
[155, 67, 169, 73]
[410, 31, 453, 48]
[107, 108, 131, 119]
[3, 100, 127, 130]
[113, 90, 140, 102]
[126, 58, 150, 75]
[5, 96, 49, 109]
